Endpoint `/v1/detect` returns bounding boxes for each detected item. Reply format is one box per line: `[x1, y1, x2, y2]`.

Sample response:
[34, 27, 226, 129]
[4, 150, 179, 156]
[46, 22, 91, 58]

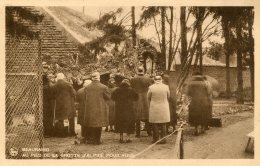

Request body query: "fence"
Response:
[5, 34, 43, 159]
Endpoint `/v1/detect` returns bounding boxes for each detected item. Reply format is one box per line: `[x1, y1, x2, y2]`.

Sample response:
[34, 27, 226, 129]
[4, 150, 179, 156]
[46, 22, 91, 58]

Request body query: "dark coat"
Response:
[108, 87, 116, 125]
[204, 79, 213, 122]
[111, 85, 138, 134]
[83, 81, 110, 127]
[186, 76, 209, 126]
[163, 75, 177, 126]
[76, 87, 86, 126]
[43, 76, 55, 135]
[51, 79, 76, 120]
[130, 75, 153, 120]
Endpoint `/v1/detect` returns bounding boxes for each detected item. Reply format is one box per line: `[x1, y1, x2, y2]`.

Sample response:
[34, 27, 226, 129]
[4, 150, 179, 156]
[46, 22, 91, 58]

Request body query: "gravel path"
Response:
[43, 101, 254, 159]
[184, 112, 254, 159]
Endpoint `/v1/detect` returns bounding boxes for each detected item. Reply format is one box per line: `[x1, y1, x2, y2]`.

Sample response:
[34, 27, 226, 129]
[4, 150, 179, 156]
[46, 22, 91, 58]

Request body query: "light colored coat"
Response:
[147, 83, 170, 123]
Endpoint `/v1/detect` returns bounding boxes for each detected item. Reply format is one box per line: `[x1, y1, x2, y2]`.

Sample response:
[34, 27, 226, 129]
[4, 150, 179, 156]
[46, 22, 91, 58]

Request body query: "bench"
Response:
[245, 131, 254, 153]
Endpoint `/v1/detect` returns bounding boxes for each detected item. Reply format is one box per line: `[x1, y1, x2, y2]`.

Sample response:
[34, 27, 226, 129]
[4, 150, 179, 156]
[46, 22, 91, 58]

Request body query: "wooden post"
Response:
[37, 37, 44, 159]
[173, 128, 184, 159]
[180, 131, 184, 159]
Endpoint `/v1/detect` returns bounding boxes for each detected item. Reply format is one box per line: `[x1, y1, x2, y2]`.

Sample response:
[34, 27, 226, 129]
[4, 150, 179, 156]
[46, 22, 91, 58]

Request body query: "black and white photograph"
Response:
[4, 3, 256, 160]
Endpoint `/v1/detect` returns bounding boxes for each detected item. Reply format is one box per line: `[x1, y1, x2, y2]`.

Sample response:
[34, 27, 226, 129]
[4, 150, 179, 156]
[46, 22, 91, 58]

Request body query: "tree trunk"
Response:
[248, 10, 254, 101]
[168, 7, 174, 72]
[196, 7, 204, 74]
[236, 23, 244, 104]
[222, 19, 231, 98]
[131, 6, 136, 47]
[180, 7, 187, 69]
[193, 51, 200, 71]
[161, 7, 166, 70]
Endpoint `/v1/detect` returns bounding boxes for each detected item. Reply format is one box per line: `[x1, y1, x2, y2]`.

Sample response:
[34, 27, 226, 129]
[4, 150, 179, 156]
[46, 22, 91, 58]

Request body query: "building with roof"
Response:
[6, 6, 251, 97]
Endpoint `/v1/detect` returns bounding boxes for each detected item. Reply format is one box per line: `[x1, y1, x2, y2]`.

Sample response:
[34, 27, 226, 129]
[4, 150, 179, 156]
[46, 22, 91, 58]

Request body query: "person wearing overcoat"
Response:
[83, 72, 110, 144]
[51, 73, 76, 137]
[76, 79, 92, 142]
[148, 76, 171, 144]
[130, 67, 154, 137]
[111, 79, 138, 143]
[186, 72, 210, 135]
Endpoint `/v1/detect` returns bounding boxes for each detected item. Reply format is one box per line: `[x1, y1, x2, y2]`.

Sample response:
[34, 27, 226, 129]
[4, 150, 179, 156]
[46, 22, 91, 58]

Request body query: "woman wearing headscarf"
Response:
[111, 79, 139, 143]
[148, 75, 170, 144]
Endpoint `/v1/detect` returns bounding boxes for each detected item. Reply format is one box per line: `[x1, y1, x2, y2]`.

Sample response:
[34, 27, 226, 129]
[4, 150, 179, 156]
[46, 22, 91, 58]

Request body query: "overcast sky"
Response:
[69, 6, 222, 46]
[70, 6, 159, 40]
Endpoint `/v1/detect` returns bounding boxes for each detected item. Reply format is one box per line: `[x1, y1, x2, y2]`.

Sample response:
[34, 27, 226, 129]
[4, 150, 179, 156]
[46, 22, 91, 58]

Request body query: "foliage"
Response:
[83, 8, 130, 61]
[206, 41, 224, 61]
[138, 7, 160, 29]
[208, 7, 253, 54]
[6, 7, 44, 38]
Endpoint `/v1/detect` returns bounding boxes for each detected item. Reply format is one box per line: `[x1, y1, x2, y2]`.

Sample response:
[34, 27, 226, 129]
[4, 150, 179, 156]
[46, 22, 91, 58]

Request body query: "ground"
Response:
[43, 99, 254, 159]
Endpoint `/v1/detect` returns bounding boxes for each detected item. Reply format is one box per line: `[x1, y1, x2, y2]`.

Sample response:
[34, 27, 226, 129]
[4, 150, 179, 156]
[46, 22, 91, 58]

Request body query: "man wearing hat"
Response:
[83, 72, 110, 144]
[130, 66, 154, 137]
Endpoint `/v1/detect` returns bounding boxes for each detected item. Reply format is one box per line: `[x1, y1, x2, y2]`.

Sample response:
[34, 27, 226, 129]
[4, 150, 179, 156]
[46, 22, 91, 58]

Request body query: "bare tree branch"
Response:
[202, 10, 210, 21]
[185, 9, 192, 23]
[152, 15, 162, 51]
[187, 24, 197, 54]
[202, 19, 220, 36]
[117, 11, 132, 25]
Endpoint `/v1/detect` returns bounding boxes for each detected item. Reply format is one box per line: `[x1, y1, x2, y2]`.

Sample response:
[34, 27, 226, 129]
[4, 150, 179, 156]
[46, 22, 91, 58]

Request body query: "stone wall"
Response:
[168, 65, 252, 98]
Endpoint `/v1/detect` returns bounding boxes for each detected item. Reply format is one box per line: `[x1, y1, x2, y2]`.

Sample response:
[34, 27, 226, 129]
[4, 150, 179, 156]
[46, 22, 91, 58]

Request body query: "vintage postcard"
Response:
[0, 0, 259, 165]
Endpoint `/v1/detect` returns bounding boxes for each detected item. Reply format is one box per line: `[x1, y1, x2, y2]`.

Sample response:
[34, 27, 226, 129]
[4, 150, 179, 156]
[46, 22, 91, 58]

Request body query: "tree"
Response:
[209, 7, 237, 99]
[248, 8, 254, 101]
[236, 7, 254, 102]
[210, 7, 255, 103]
[138, 6, 167, 70]
[223, 17, 232, 98]
[194, 7, 206, 73]
[177, 7, 218, 93]
[167, 7, 174, 72]
[206, 41, 224, 60]
[236, 19, 244, 104]
[161, 7, 166, 70]
[131, 6, 137, 47]
[84, 8, 128, 60]
[180, 7, 188, 69]
[138, 6, 181, 72]
[6, 7, 44, 38]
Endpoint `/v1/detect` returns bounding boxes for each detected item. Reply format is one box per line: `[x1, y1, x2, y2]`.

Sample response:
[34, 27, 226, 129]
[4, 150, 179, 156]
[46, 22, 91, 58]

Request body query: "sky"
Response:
[70, 6, 159, 40]
[69, 6, 223, 46]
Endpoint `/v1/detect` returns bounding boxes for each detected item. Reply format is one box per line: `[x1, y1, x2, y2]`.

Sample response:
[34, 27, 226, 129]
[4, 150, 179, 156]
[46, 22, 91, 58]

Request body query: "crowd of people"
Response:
[42, 66, 213, 145]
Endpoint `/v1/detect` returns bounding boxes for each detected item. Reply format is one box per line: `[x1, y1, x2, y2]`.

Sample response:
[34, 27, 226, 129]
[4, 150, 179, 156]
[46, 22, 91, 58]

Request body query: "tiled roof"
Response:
[39, 18, 80, 65]
[43, 6, 102, 44]
[6, 7, 83, 73]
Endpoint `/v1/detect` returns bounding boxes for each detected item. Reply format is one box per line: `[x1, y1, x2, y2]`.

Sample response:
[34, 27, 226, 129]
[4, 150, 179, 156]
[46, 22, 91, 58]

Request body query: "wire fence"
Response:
[5, 34, 44, 159]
